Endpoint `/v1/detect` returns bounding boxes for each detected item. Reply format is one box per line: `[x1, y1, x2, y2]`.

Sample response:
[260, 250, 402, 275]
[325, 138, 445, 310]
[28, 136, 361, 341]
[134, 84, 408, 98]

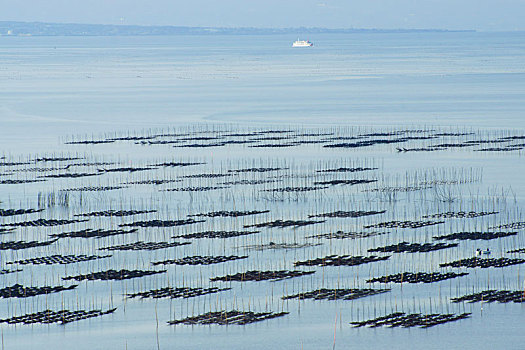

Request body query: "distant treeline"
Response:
[0, 21, 473, 36]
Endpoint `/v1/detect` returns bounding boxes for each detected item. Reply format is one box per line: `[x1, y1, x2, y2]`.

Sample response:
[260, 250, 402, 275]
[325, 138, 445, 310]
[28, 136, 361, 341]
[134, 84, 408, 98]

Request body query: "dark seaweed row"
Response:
[222, 179, 279, 185]
[33, 157, 82, 162]
[365, 185, 432, 193]
[241, 242, 321, 250]
[397, 138, 524, 152]
[245, 219, 324, 228]
[181, 173, 229, 178]
[367, 272, 469, 284]
[168, 310, 289, 325]
[65, 140, 115, 144]
[210, 270, 315, 282]
[0, 308, 116, 325]
[67, 162, 114, 167]
[313, 179, 377, 186]
[248, 143, 297, 148]
[189, 210, 269, 218]
[109, 136, 156, 141]
[43, 172, 101, 179]
[492, 222, 525, 230]
[62, 138, 111, 145]
[0, 179, 45, 184]
[364, 220, 444, 229]
[63, 269, 166, 281]
[120, 219, 204, 227]
[451, 290, 525, 303]
[0, 218, 88, 227]
[316, 167, 378, 173]
[248, 136, 291, 141]
[75, 210, 156, 217]
[0, 161, 31, 166]
[350, 312, 471, 328]
[153, 162, 204, 167]
[433, 231, 517, 241]
[51, 228, 138, 239]
[439, 257, 525, 268]
[324, 138, 411, 149]
[14, 167, 71, 173]
[0, 239, 58, 250]
[7, 254, 111, 265]
[71, 130, 345, 150]
[126, 179, 181, 185]
[174, 142, 241, 148]
[126, 286, 230, 299]
[0, 284, 77, 298]
[0, 208, 43, 217]
[500, 135, 525, 140]
[99, 167, 155, 173]
[152, 255, 248, 266]
[99, 241, 191, 251]
[422, 211, 498, 219]
[309, 210, 385, 218]
[228, 167, 286, 173]
[0, 228, 15, 234]
[137, 140, 181, 145]
[476, 145, 524, 152]
[360, 130, 429, 137]
[164, 186, 227, 191]
[173, 230, 259, 239]
[264, 186, 327, 192]
[397, 145, 470, 152]
[432, 132, 475, 137]
[294, 255, 390, 267]
[368, 242, 458, 253]
[282, 288, 390, 301]
[64, 186, 125, 192]
[307, 231, 387, 239]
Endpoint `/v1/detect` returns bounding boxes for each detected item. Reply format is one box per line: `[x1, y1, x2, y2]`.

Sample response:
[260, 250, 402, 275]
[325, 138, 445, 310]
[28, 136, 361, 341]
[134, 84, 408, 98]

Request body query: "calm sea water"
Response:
[1, 32, 525, 152]
[0, 33, 524, 350]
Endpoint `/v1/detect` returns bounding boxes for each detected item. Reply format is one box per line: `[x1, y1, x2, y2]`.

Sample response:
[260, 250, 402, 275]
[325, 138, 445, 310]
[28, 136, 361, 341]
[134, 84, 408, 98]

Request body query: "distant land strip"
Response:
[0, 21, 475, 36]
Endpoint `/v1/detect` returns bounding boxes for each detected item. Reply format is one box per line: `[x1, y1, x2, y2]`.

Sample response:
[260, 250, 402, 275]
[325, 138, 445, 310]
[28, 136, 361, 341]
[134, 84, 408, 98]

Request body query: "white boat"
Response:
[292, 39, 313, 47]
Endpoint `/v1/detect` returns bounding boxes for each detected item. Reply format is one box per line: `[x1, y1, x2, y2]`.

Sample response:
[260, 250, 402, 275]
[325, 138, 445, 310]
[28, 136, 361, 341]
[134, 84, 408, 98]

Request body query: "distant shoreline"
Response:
[0, 21, 476, 37]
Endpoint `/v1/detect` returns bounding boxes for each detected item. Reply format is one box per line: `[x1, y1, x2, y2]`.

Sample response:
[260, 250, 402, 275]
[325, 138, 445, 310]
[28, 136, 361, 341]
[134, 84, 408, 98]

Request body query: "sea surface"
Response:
[0, 32, 524, 350]
[1, 32, 524, 148]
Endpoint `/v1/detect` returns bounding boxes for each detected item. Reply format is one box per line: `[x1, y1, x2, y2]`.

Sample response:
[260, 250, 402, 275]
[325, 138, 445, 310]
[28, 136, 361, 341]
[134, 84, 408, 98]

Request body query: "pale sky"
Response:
[1, 0, 525, 31]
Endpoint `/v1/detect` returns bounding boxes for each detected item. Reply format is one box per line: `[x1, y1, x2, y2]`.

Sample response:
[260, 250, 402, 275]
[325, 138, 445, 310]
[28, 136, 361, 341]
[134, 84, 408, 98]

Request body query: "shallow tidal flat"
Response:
[0, 124, 524, 349]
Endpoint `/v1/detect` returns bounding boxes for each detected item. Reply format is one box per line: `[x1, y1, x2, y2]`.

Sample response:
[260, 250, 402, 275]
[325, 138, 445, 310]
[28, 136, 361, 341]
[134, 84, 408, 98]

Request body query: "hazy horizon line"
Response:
[0, 20, 480, 33]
